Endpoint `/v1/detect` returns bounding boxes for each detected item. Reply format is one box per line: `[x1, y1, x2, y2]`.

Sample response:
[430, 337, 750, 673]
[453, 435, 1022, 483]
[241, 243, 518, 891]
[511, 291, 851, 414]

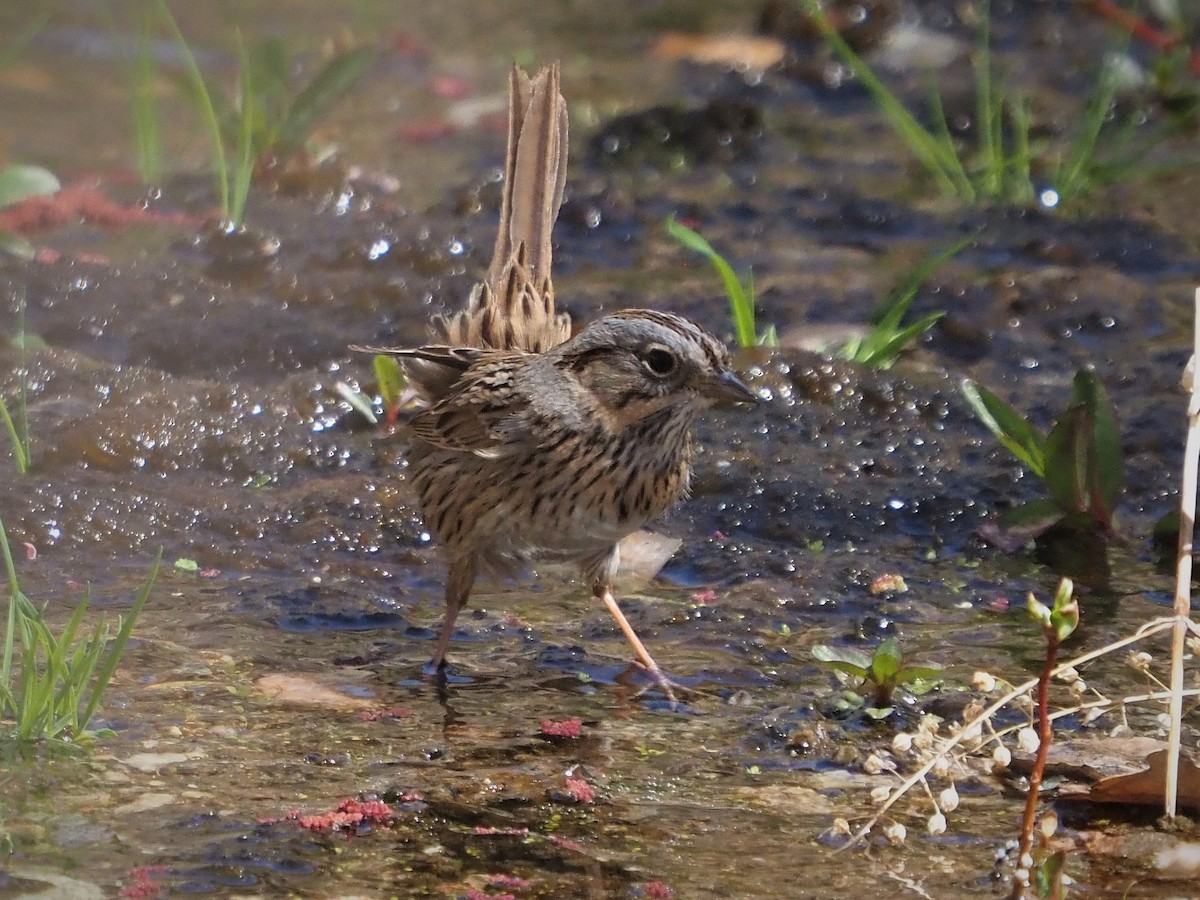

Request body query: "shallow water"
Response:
[2, 1, 1199, 897]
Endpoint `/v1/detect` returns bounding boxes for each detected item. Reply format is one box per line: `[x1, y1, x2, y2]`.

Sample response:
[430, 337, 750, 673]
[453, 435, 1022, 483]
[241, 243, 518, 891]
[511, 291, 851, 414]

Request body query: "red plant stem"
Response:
[1011, 629, 1058, 900]
[1082, 0, 1200, 78]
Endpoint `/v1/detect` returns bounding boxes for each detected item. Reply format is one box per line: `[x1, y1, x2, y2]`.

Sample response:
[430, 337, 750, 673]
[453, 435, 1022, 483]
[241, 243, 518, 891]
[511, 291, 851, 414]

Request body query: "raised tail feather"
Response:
[435, 62, 571, 355]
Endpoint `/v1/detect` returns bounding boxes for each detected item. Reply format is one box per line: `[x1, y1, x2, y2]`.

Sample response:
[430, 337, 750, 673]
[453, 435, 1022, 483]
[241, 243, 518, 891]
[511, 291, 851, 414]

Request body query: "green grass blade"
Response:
[129, 4, 163, 185]
[0, 396, 29, 474]
[79, 549, 160, 730]
[923, 78, 975, 201]
[961, 379, 1047, 477]
[666, 217, 757, 347]
[276, 47, 375, 158]
[803, 0, 968, 199]
[154, 0, 229, 221]
[229, 30, 256, 228]
[0, 517, 21, 683]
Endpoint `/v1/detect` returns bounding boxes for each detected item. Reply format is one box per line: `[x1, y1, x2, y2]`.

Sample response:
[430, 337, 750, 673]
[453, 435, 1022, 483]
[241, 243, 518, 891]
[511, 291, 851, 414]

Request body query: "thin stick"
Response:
[1166, 288, 1200, 820]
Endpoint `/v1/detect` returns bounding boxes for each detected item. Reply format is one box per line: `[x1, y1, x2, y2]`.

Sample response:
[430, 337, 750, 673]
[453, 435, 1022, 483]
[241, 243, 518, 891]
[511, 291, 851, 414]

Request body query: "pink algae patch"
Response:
[539, 717, 582, 738]
[642, 881, 675, 899]
[119, 866, 167, 899]
[298, 798, 394, 834]
[0, 179, 200, 234]
[564, 777, 595, 803]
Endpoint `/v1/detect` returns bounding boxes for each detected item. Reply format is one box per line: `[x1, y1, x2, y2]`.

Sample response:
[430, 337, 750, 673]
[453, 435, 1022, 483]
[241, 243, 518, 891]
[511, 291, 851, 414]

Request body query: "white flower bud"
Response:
[992, 745, 1012, 770]
[1017, 727, 1039, 754]
[863, 753, 893, 775]
[927, 812, 947, 835]
[870, 785, 891, 804]
[1057, 666, 1080, 684]
[938, 785, 960, 813]
[891, 732, 913, 754]
[932, 755, 951, 778]
[830, 817, 851, 835]
[883, 822, 907, 845]
[1039, 811, 1058, 839]
[972, 671, 996, 692]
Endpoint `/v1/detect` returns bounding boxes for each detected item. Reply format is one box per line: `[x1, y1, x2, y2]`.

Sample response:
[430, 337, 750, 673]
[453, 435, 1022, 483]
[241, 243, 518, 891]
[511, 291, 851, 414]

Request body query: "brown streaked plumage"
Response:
[357, 63, 755, 701]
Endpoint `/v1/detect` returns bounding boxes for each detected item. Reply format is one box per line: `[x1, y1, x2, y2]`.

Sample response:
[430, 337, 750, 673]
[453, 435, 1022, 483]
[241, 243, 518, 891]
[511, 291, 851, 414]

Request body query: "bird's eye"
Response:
[642, 347, 677, 376]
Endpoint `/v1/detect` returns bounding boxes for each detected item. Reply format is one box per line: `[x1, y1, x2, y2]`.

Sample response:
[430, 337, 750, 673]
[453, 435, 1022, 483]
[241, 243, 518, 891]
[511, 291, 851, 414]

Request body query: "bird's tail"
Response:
[436, 63, 571, 353]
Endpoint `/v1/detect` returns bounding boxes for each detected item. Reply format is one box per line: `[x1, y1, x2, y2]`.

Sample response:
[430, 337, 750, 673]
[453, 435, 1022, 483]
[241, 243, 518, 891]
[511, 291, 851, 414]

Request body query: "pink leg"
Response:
[597, 586, 678, 706]
[427, 554, 476, 673]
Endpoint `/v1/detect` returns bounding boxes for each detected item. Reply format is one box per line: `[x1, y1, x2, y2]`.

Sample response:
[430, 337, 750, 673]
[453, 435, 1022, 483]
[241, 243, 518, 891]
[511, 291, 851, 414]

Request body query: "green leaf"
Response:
[1043, 371, 1122, 525]
[334, 381, 377, 425]
[1078, 370, 1123, 520]
[961, 379, 1046, 476]
[276, 48, 376, 157]
[895, 664, 944, 684]
[373, 354, 406, 411]
[173, 558, 199, 573]
[666, 217, 758, 348]
[862, 705, 895, 720]
[868, 637, 903, 683]
[1027, 593, 1051, 627]
[0, 165, 59, 209]
[812, 643, 871, 677]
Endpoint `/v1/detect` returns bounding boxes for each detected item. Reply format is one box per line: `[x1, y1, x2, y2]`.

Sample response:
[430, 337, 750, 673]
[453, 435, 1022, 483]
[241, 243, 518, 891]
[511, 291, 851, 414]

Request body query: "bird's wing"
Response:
[355, 345, 535, 457]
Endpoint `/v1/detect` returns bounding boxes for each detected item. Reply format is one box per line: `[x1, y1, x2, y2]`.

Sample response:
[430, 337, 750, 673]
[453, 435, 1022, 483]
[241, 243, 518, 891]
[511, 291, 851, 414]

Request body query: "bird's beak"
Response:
[701, 369, 759, 404]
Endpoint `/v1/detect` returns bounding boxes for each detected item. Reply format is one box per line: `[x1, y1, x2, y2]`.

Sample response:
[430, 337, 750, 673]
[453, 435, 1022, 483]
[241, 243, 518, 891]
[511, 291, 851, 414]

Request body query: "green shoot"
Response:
[373, 354, 407, 427]
[841, 235, 970, 367]
[812, 637, 943, 714]
[962, 370, 1123, 535]
[127, 3, 163, 185]
[154, 0, 231, 224]
[666, 217, 778, 348]
[1014, 578, 1077, 899]
[0, 516, 160, 749]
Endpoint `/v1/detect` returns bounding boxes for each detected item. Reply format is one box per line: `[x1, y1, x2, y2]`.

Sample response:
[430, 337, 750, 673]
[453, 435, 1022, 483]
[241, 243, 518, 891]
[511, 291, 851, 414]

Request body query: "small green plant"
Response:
[812, 636, 942, 716]
[840, 235, 970, 367]
[155, 0, 373, 226]
[1014, 578, 1079, 900]
[666, 217, 778, 348]
[962, 370, 1123, 537]
[0, 517, 160, 749]
[373, 354, 406, 428]
[803, 0, 1173, 207]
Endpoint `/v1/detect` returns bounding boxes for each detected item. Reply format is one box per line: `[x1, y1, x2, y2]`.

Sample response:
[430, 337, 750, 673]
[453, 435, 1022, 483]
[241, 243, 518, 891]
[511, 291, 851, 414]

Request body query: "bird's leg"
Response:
[595, 585, 678, 706]
[426, 553, 476, 675]
[585, 546, 680, 705]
